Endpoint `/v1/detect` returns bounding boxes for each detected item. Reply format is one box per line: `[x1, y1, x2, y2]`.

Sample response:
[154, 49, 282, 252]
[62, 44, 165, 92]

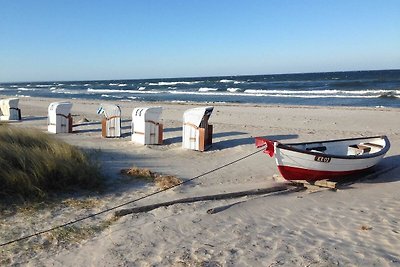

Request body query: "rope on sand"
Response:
[0, 148, 266, 247]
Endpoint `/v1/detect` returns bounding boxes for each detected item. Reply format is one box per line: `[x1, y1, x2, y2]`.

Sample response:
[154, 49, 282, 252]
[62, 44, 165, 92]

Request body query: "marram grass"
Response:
[0, 126, 104, 200]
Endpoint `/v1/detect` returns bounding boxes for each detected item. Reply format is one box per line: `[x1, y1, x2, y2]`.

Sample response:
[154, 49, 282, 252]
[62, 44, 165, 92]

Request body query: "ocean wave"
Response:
[244, 89, 341, 95]
[87, 88, 161, 94]
[169, 90, 388, 99]
[243, 89, 400, 96]
[0, 88, 4, 90]
[148, 81, 201, 86]
[118, 84, 127, 87]
[138, 87, 146, 91]
[227, 88, 242, 92]
[101, 94, 123, 99]
[109, 83, 119, 86]
[379, 91, 399, 99]
[219, 79, 235, 83]
[33, 84, 52, 88]
[198, 87, 218, 92]
[17, 87, 36, 91]
[15, 94, 30, 98]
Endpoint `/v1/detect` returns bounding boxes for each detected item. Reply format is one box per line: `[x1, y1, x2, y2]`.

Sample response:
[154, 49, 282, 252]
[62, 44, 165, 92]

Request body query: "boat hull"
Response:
[274, 144, 386, 181]
[256, 135, 390, 181]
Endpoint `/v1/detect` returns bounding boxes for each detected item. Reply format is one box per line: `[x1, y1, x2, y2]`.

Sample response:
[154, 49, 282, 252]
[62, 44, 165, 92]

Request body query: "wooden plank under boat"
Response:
[255, 135, 390, 181]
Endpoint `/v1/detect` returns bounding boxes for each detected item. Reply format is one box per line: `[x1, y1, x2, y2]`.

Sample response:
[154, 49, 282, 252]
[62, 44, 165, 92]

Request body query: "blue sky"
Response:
[1, 0, 399, 82]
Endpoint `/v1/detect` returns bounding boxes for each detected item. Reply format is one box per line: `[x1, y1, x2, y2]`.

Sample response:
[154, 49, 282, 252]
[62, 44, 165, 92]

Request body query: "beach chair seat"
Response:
[99, 103, 121, 138]
[131, 107, 163, 145]
[48, 102, 73, 133]
[182, 106, 213, 151]
[0, 98, 21, 121]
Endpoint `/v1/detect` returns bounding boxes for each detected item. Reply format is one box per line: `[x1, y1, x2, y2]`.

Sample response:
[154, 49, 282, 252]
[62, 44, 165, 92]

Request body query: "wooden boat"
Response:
[255, 136, 390, 181]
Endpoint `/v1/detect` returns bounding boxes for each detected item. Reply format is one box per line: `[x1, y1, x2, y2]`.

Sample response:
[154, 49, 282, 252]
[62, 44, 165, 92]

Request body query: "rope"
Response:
[0, 148, 265, 247]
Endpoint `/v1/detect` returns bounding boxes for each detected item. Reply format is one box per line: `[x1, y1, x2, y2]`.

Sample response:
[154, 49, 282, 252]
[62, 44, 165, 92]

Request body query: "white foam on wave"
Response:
[198, 87, 218, 92]
[244, 89, 341, 95]
[101, 94, 123, 99]
[118, 84, 127, 87]
[15, 94, 30, 98]
[219, 79, 234, 83]
[227, 88, 241, 92]
[88, 88, 160, 94]
[109, 83, 119, 86]
[17, 87, 36, 91]
[148, 81, 201, 86]
[169, 89, 388, 99]
[33, 84, 52, 88]
[0, 88, 4, 90]
[138, 87, 146, 91]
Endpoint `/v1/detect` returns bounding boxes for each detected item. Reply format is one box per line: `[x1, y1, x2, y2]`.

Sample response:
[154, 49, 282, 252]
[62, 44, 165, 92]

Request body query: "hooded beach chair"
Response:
[182, 106, 214, 151]
[131, 107, 163, 145]
[98, 103, 121, 138]
[0, 98, 21, 121]
[47, 102, 73, 133]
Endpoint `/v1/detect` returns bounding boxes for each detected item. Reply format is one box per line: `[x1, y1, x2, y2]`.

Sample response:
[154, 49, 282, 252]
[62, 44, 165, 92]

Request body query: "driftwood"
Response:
[206, 186, 305, 214]
[114, 184, 298, 217]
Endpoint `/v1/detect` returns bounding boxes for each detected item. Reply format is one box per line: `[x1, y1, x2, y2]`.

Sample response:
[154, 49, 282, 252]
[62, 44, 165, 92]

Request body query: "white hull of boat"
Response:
[256, 136, 390, 181]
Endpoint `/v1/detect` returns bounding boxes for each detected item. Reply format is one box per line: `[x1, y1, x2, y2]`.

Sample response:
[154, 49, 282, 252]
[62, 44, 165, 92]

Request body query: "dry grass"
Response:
[120, 167, 154, 180]
[120, 167, 182, 189]
[0, 125, 104, 201]
[155, 175, 182, 189]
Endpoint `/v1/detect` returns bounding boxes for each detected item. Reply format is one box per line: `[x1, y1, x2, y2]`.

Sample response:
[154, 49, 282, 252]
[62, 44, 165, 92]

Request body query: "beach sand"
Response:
[1, 95, 400, 266]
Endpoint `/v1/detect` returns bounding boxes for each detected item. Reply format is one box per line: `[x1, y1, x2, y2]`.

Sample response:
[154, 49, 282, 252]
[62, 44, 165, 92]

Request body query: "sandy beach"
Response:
[1, 95, 400, 266]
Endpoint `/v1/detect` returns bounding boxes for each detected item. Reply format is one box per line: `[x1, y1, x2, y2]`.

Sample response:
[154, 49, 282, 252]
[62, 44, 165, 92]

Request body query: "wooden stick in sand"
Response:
[206, 186, 305, 214]
[114, 184, 299, 217]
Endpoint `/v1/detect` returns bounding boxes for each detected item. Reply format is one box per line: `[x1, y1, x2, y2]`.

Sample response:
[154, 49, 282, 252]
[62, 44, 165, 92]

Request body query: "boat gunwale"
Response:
[276, 135, 390, 160]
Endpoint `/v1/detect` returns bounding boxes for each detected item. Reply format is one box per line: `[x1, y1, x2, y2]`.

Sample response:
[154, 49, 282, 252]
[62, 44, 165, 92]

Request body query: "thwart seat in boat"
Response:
[98, 103, 121, 138]
[48, 102, 73, 133]
[182, 106, 214, 151]
[0, 98, 21, 121]
[131, 107, 163, 145]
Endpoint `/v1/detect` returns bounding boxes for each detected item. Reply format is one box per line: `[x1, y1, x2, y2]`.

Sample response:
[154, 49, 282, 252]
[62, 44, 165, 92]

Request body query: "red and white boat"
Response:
[255, 136, 390, 181]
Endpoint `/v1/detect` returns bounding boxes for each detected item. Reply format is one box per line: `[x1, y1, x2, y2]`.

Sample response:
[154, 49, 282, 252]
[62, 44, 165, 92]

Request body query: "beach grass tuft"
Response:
[120, 166, 182, 189]
[0, 125, 104, 200]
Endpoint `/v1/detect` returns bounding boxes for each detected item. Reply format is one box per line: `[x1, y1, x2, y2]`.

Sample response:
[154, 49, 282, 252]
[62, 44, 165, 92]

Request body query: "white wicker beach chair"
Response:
[47, 102, 73, 133]
[182, 106, 214, 151]
[131, 107, 163, 145]
[98, 103, 121, 138]
[0, 98, 21, 121]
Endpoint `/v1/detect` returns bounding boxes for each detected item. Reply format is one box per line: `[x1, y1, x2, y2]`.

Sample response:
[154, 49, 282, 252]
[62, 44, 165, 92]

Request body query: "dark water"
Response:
[1, 69, 399, 108]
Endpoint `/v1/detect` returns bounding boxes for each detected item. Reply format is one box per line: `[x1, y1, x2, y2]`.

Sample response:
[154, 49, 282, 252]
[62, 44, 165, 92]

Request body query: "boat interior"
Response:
[293, 137, 386, 156]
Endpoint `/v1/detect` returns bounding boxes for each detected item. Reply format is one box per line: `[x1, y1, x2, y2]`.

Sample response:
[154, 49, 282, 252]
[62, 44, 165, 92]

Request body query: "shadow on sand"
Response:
[22, 116, 47, 121]
[213, 134, 299, 150]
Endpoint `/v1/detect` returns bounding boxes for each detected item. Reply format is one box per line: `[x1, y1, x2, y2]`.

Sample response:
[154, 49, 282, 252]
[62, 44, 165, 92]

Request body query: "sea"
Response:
[1, 69, 399, 108]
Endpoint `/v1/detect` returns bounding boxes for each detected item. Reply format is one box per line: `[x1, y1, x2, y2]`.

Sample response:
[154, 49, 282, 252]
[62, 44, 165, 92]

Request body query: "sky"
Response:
[1, 0, 399, 82]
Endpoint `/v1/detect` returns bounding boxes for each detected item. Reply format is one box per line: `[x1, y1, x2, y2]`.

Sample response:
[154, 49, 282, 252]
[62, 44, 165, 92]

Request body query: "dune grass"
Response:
[0, 125, 104, 200]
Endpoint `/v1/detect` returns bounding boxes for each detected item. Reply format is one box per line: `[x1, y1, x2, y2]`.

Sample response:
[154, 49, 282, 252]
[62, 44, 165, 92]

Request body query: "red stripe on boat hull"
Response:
[277, 165, 367, 181]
